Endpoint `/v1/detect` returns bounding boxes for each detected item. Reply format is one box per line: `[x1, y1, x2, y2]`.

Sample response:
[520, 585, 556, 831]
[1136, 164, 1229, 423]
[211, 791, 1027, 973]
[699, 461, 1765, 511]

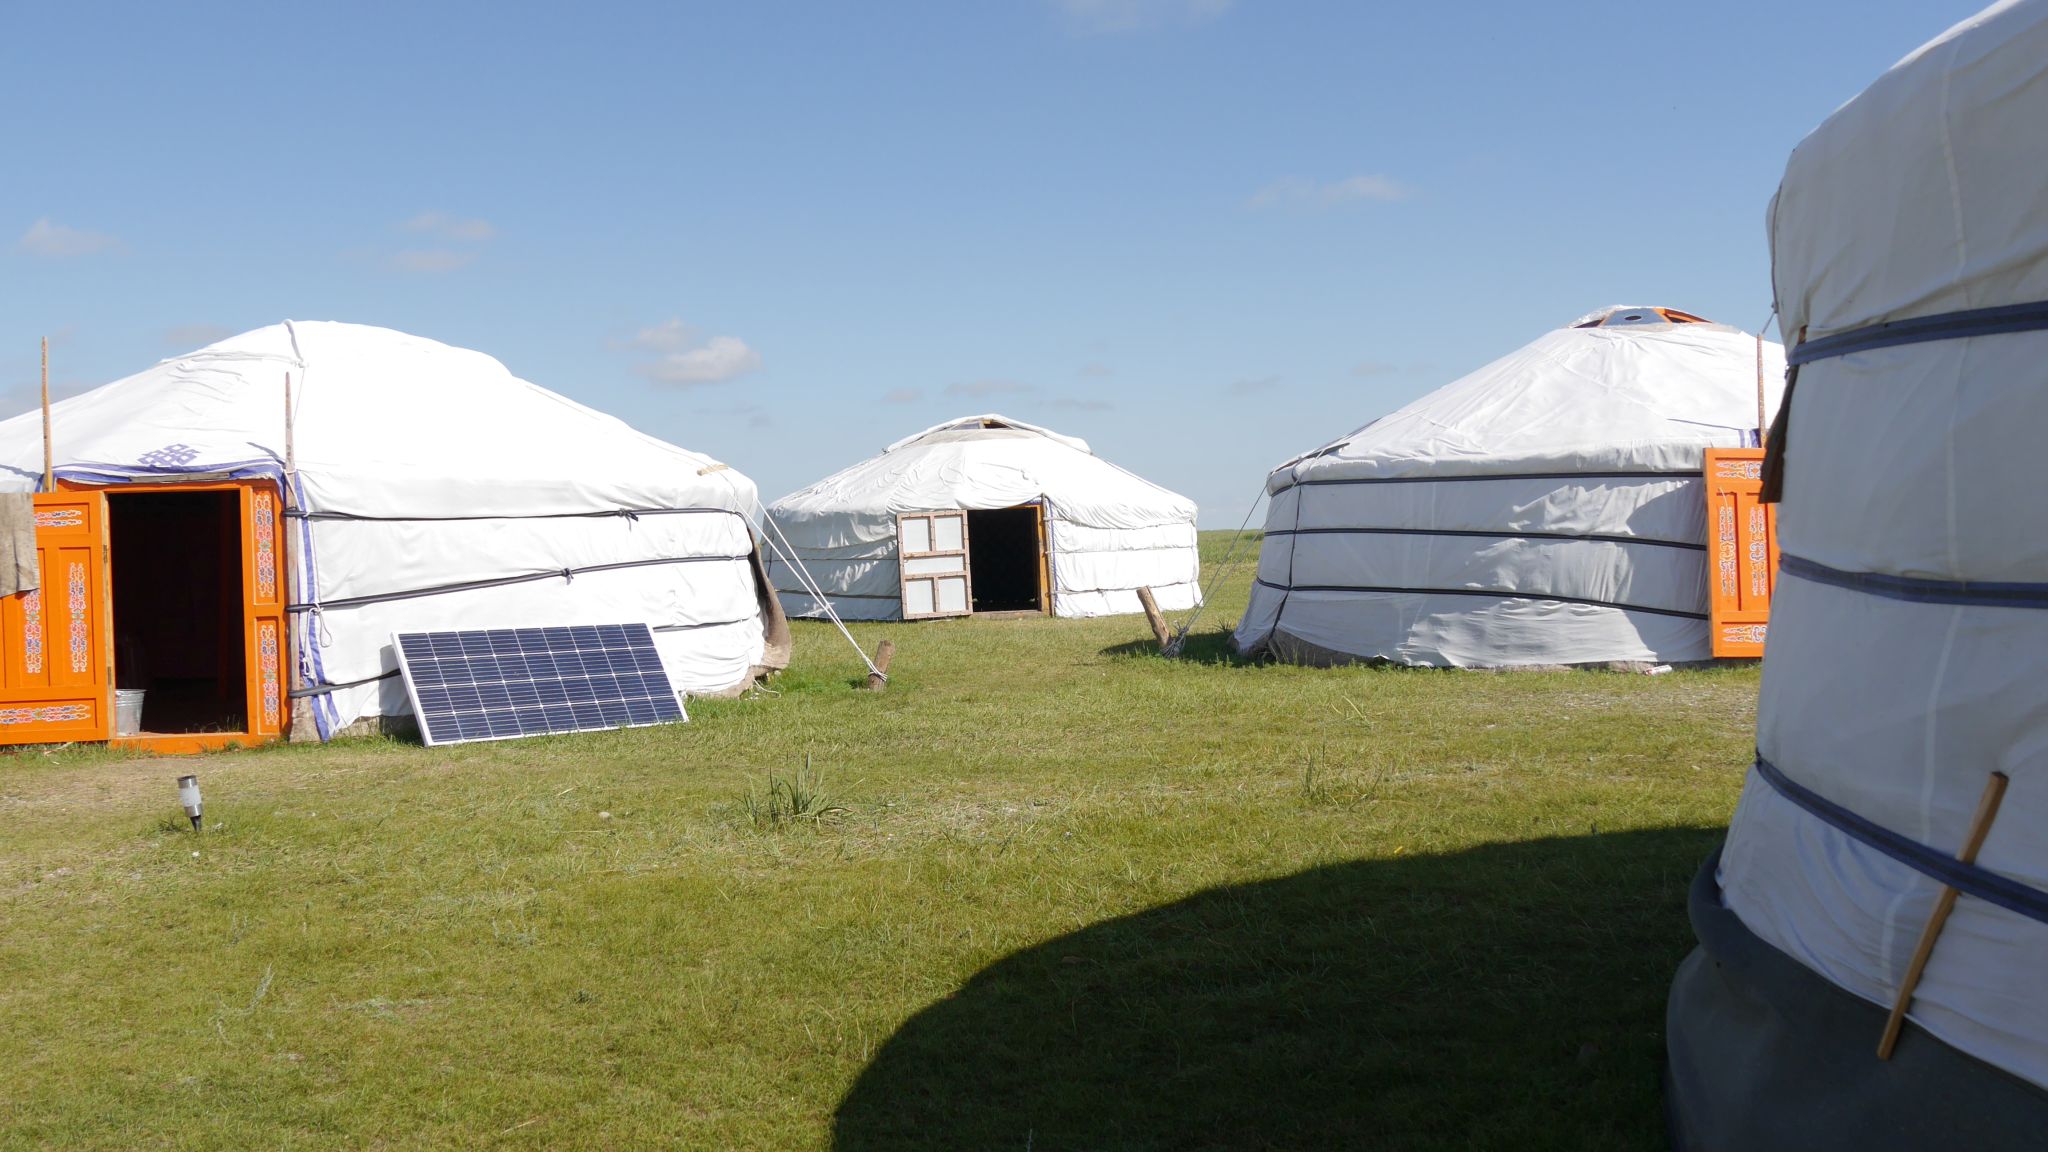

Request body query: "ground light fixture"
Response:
[176, 774, 202, 832]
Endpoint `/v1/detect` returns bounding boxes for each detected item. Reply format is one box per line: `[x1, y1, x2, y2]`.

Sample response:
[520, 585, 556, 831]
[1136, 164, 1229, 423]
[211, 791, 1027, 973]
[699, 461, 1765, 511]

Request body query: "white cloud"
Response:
[1079, 362, 1114, 378]
[882, 388, 923, 404]
[1053, 396, 1114, 411]
[1351, 360, 1398, 378]
[945, 379, 1033, 398]
[1248, 174, 1412, 210]
[389, 249, 477, 274]
[18, 218, 121, 259]
[631, 319, 697, 351]
[403, 211, 496, 242]
[1055, 0, 1232, 34]
[639, 334, 763, 386]
[164, 324, 235, 348]
[1227, 375, 1282, 395]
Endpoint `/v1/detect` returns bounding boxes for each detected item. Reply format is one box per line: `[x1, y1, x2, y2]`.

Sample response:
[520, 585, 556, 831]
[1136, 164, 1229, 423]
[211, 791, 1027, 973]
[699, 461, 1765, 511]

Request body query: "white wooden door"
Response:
[897, 511, 972, 619]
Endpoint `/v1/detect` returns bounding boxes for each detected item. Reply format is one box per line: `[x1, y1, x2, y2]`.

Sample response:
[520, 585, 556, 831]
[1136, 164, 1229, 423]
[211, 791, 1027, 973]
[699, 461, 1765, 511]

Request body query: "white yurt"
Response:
[0, 321, 787, 744]
[1233, 307, 1785, 668]
[1667, 3, 2048, 1147]
[765, 414, 1199, 621]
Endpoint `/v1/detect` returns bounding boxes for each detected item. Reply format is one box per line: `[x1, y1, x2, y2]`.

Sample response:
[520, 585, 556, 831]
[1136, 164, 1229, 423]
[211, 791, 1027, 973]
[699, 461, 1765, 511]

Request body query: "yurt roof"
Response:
[771, 413, 1194, 527]
[883, 413, 1092, 455]
[1270, 309, 1786, 490]
[0, 321, 756, 519]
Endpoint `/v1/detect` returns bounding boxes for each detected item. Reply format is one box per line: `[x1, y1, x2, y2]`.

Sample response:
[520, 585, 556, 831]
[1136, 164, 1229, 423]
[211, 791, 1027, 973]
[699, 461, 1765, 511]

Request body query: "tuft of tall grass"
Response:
[743, 754, 851, 830]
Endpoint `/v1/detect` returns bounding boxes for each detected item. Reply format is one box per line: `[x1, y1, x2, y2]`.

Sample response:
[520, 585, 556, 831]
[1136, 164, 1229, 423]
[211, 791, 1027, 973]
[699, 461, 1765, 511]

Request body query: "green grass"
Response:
[0, 532, 1758, 1150]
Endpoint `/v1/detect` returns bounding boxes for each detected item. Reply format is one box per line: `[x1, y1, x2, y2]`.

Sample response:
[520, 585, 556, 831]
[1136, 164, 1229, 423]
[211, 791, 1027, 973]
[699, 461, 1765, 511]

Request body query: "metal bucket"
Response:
[113, 689, 146, 737]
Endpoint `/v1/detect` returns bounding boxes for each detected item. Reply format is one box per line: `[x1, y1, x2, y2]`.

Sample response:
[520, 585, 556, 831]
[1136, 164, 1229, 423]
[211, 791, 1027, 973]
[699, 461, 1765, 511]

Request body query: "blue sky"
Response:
[0, 0, 1989, 526]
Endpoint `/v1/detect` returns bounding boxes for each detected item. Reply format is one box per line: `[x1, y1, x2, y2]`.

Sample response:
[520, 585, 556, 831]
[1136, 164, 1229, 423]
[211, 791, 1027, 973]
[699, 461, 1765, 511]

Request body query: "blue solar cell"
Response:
[393, 622, 685, 746]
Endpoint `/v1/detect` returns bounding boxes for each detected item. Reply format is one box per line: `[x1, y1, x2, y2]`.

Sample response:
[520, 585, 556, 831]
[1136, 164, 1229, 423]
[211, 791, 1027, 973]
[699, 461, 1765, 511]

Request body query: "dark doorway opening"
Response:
[966, 505, 1045, 613]
[108, 491, 248, 734]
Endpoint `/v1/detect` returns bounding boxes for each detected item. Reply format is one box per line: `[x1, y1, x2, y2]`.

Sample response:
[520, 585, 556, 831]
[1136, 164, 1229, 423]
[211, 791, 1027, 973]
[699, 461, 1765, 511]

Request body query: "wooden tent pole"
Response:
[283, 371, 296, 481]
[1756, 333, 1767, 449]
[40, 337, 52, 492]
[1877, 770, 2010, 1059]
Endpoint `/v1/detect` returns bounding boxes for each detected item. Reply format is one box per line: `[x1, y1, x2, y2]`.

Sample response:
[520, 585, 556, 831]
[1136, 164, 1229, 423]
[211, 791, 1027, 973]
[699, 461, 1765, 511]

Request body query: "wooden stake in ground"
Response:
[40, 337, 53, 493]
[1137, 586, 1171, 652]
[1877, 769, 2010, 1060]
[864, 639, 895, 692]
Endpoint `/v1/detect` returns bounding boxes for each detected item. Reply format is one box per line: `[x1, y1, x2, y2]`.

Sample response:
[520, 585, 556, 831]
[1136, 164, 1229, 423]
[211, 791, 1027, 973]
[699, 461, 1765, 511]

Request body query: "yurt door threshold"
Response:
[0, 480, 287, 754]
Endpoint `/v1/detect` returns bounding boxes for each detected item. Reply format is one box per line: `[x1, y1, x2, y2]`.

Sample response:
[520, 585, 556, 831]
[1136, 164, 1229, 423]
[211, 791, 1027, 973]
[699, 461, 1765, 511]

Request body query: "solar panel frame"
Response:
[392, 623, 687, 747]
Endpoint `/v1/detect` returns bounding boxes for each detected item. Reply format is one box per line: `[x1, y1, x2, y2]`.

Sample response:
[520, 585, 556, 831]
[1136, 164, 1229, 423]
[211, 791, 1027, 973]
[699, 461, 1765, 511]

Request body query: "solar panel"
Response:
[392, 623, 686, 747]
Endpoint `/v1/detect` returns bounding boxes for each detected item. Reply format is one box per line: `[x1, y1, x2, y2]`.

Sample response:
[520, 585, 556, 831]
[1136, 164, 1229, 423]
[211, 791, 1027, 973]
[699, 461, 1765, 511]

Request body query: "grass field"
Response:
[0, 532, 1760, 1150]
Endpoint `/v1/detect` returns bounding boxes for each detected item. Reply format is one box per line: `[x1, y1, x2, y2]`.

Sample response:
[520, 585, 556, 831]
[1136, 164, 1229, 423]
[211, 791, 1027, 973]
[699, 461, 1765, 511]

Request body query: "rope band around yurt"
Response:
[1750, 754, 2048, 927]
[1262, 526, 1706, 552]
[1781, 552, 2048, 609]
[1757, 556, 2048, 924]
[284, 552, 754, 613]
[1267, 469, 1698, 497]
[1251, 577, 1708, 620]
[1761, 298, 2048, 502]
[286, 505, 748, 524]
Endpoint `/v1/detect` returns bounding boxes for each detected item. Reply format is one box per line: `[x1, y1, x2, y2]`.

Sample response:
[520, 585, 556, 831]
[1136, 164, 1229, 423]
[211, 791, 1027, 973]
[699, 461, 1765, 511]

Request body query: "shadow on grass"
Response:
[1098, 627, 1258, 666]
[834, 827, 1719, 1152]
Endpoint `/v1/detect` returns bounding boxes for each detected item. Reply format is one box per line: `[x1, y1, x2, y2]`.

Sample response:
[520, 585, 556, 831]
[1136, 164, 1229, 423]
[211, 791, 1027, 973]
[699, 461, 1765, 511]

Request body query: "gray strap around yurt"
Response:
[1665, 846, 2048, 1151]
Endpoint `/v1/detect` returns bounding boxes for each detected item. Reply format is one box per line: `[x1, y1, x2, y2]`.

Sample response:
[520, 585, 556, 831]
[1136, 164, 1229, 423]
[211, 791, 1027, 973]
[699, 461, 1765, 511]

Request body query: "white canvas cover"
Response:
[1234, 309, 1785, 666]
[0, 321, 781, 739]
[765, 415, 1199, 620]
[1717, 0, 2048, 1091]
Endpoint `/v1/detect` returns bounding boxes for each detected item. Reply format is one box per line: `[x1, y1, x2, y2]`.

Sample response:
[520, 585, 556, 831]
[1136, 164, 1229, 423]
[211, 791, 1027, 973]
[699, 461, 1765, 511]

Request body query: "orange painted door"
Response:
[0, 492, 113, 742]
[1705, 449, 1780, 657]
[241, 483, 287, 740]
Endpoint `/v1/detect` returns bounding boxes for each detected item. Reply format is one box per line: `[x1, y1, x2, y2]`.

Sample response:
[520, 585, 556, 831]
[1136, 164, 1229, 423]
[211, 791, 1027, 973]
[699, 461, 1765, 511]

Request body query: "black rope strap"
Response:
[288, 553, 752, 613]
[1781, 552, 2048, 610]
[1270, 469, 1697, 497]
[1252, 577, 1706, 620]
[1788, 299, 2048, 366]
[1753, 754, 2048, 926]
[1263, 526, 1705, 552]
[287, 505, 745, 524]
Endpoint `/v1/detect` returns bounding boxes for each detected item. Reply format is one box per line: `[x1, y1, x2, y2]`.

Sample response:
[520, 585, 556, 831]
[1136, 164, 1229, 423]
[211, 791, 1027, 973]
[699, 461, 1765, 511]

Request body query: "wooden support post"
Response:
[284, 371, 296, 478]
[1756, 333, 1768, 449]
[864, 638, 895, 692]
[1877, 770, 2010, 1059]
[1137, 586, 1170, 652]
[40, 337, 53, 493]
